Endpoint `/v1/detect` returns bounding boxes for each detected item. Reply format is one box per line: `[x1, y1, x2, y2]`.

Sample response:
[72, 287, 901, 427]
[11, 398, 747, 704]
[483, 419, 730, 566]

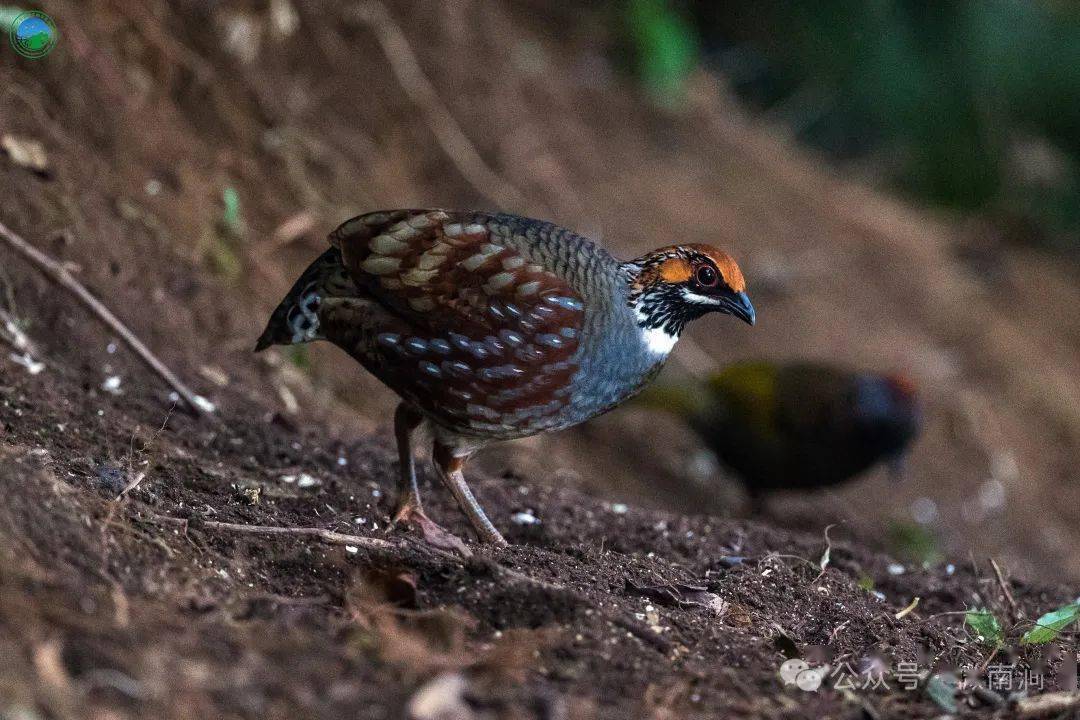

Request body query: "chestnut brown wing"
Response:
[329, 210, 587, 437]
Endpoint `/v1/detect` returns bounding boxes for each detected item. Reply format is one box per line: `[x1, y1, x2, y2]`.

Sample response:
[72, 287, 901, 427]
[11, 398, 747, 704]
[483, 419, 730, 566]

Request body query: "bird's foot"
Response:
[392, 504, 471, 557]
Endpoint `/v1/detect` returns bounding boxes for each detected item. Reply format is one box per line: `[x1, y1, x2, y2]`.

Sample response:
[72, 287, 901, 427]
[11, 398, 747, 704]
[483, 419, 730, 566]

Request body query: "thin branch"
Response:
[990, 557, 1021, 621]
[354, 1, 532, 213]
[812, 523, 837, 583]
[894, 596, 920, 620]
[916, 610, 974, 625]
[150, 515, 402, 552]
[115, 405, 175, 500]
[0, 220, 211, 417]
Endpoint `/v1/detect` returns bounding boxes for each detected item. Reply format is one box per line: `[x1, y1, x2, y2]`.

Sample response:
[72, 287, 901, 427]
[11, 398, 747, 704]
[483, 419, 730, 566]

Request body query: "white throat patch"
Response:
[633, 304, 680, 356]
[640, 324, 679, 356]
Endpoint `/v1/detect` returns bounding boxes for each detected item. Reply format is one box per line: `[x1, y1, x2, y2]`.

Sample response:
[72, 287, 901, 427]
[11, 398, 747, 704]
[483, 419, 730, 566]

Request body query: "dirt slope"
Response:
[1, 1, 1079, 718]
[1, 364, 1075, 719]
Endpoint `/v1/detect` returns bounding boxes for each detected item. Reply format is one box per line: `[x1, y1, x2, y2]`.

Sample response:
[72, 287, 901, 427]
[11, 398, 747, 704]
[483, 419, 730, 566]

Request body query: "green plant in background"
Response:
[887, 521, 943, 566]
[288, 344, 310, 371]
[204, 186, 245, 280]
[625, 0, 699, 108]
[221, 186, 245, 238]
[691, 0, 1080, 251]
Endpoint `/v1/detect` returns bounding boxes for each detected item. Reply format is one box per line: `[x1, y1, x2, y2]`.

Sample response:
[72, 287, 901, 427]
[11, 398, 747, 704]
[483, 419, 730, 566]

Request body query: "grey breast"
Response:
[484, 213, 661, 429]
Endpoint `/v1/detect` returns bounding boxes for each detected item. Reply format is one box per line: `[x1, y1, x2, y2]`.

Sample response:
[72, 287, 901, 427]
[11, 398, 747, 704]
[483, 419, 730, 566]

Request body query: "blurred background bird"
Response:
[638, 361, 921, 512]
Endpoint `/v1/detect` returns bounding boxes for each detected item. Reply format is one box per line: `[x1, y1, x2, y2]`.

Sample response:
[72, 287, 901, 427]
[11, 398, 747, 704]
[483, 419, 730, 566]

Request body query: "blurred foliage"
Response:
[221, 187, 245, 238]
[288, 344, 311, 371]
[887, 520, 943, 565]
[204, 187, 245, 280]
[620, 1, 1080, 250]
[623, 0, 699, 107]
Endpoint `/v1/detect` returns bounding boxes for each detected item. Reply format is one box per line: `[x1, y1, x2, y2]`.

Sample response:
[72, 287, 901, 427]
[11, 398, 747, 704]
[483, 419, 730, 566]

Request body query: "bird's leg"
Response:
[390, 405, 471, 555]
[433, 443, 507, 545]
[391, 402, 425, 524]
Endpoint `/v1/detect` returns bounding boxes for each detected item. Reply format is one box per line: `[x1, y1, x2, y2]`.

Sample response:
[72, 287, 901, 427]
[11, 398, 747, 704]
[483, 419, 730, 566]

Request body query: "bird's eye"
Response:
[695, 264, 719, 288]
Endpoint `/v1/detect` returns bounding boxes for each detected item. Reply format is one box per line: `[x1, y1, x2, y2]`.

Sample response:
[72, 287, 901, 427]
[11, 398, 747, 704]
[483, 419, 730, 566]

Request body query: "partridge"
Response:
[257, 209, 754, 544]
[641, 361, 920, 508]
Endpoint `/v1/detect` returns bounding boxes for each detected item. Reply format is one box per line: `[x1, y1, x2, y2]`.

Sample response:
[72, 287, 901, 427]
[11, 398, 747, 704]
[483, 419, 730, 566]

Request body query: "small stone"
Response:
[101, 375, 123, 395]
[511, 511, 540, 525]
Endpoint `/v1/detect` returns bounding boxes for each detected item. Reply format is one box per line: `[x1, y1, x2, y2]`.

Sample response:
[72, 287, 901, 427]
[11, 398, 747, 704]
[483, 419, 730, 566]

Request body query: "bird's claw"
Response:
[392, 504, 472, 557]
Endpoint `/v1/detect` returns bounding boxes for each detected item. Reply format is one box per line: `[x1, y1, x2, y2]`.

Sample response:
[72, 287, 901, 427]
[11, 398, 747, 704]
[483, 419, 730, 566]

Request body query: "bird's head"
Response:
[852, 371, 922, 455]
[624, 244, 755, 354]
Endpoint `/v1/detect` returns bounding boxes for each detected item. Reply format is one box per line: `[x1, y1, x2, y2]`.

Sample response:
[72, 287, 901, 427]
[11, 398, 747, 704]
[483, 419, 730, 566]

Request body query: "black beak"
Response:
[727, 291, 756, 326]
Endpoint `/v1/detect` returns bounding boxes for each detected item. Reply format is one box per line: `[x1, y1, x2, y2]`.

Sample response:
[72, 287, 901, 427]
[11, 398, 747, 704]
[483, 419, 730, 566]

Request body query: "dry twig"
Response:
[0, 220, 211, 417]
[990, 557, 1021, 622]
[894, 596, 920, 620]
[151, 515, 404, 552]
[115, 406, 176, 499]
[354, 1, 532, 213]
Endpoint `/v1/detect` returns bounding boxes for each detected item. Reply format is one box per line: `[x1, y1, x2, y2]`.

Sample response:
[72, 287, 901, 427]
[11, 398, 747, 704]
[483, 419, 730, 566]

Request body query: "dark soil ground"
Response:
[1, 1, 1079, 718]
[2, 363, 1077, 719]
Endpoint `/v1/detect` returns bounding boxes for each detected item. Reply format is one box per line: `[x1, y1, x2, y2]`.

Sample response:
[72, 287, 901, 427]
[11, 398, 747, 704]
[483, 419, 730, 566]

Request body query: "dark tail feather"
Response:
[255, 248, 354, 351]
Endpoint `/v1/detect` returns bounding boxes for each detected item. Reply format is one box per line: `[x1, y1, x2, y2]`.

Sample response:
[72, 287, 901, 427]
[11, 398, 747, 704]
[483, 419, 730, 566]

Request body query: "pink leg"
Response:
[433, 443, 506, 545]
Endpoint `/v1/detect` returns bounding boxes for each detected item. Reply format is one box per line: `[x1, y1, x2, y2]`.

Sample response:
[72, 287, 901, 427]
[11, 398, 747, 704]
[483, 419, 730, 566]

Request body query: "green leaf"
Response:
[1022, 602, 1080, 645]
[964, 609, 1003, 646]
